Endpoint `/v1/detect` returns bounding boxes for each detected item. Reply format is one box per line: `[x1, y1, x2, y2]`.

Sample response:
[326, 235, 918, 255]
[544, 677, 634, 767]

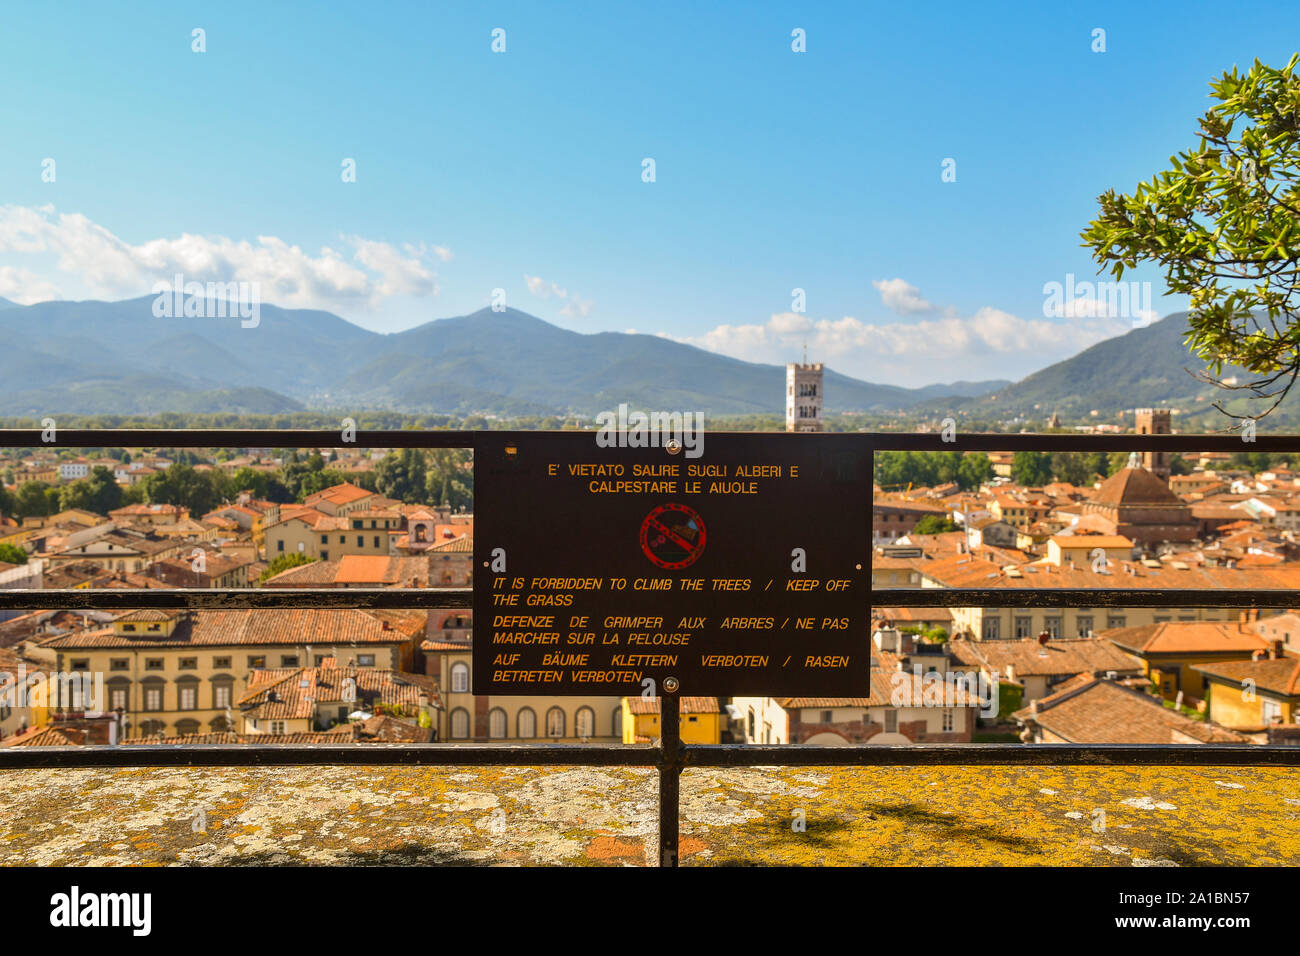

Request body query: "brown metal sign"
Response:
[473, 432, 870, 696]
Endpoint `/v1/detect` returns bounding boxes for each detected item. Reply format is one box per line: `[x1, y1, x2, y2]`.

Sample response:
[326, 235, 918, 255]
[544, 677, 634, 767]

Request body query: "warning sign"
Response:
[473, 432, 870, 696]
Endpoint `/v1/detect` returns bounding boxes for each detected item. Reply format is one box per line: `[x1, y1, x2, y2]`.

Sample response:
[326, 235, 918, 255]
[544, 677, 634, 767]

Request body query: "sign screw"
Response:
[664, 677, 679, 693]
[665, 439, 682, 455]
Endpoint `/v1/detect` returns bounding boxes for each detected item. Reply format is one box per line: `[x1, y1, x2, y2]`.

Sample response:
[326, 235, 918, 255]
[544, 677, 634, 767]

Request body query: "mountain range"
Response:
[0, 296, 1008, 418]
[924, 311, 1261, 425]
[0, 295, 1271, 423]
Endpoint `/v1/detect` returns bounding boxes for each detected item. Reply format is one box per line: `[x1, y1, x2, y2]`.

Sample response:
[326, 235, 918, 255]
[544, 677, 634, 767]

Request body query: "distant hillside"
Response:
[924, 311, 1264, 424]
[0, 297, 1007, 417]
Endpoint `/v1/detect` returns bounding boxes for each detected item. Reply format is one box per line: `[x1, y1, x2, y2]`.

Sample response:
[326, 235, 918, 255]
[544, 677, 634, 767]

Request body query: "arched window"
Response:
[517, 707, 536, 739]
[175, 719, 200, 736]
[575, 706, 595, 739]
[612, 706, 623, 739]
[450, 707, 470, 739]
[450, 662, 469, 693]
[545, 706, 565, 738]
[489, 707, 507, 739]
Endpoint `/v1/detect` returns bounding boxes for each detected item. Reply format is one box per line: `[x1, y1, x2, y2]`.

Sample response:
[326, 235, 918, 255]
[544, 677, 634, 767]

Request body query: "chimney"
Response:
[1030, 699, 1040, 715]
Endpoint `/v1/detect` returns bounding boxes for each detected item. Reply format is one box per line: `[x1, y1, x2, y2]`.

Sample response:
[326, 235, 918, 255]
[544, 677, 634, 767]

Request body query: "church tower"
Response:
[786, 360, 824, 432]
[1134, 408, 1172, 482]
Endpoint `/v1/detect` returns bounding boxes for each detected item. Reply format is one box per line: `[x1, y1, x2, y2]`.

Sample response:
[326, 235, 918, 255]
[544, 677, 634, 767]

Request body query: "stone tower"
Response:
[1134, 408, 1171, 481]
[786, 362, 824, 432]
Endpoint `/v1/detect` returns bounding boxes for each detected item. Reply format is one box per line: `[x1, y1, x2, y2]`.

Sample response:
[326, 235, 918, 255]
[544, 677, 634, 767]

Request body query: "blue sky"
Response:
[2, 1, 1298, 385]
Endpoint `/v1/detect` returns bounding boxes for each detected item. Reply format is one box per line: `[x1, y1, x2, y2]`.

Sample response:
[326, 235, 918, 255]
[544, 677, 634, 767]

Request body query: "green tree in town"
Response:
[58, 466, 123, 515]
[0, 543, 27, 565]
[1011, 450, 1053, 486]
[1082, 55, 1300, 422]
[260, 552, 317, 582]
[911, 514, 959, 535]
[13, 481, 53, 519]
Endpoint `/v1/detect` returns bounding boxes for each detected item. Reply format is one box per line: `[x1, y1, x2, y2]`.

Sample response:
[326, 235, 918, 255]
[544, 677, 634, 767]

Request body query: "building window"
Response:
[70, 658, 89, 671]
[450, 662, 469, 693]
[213, 684, 232, 709]
[982, 617, 1001, 640]
[546, 707, 565, 738]
[1014, 616, 1033, 639]
[248, 655, 266, 668]
[357, 654, 375, 667]
[109, 687, 127, 711]
[942, 709, 955, 732]
[277, 541, 284, 552]
[321, 534, 328, 544]
[1044, 617, 1062, 639]
[884, 710, 898, 733]
[110, 658, 129, 671]
[357, 536, 364, 547]
[1107, 615, 1127, 629]
[1262, 698, 1282, 723]
[517, 707, 536, 738]
[178, 686, 197, 710]
[575, 706, 595, 739]
[178, 657, 197, 670]
[489, 708, 507, 739]
[1076, 616, 1093, 637]
[612, 706, 623, 738]
[269, 720, 287, 735]
[820, 710, 832, 724]
[450, 708, 470, 739]
[213, 656, 231, 669]
[144, 687, 162, 711]
[373, 536, 380, 548]
[145, 658, 163, 670]
[280, 655, 299, 667]
[747, 708, 755, 740]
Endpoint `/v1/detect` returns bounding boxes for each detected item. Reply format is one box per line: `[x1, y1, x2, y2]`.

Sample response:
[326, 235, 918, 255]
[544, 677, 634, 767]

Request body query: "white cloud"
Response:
[0, 265, 60, 304]
[672, 279, 1135, 385]
[560, 295, 593, 319]
[872, 277, 938, 315]
[0, 204, 448, 313]
[524, 272, 593, 318]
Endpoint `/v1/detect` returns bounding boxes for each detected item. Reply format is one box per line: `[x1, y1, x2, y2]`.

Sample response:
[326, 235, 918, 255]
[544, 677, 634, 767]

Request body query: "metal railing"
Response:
[1, 427, 1299, 868]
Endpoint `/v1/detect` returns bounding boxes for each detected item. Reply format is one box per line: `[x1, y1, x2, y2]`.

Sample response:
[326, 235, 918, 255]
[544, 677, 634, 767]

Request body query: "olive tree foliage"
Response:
[1082, 55, 1300, 423]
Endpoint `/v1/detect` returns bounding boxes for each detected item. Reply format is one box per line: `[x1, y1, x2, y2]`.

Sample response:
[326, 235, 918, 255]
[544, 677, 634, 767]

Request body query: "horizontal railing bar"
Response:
[0, 743, 661, 769]
[1, 428, 1300, 453]
[683, 743, 1300, 767]
[0, 587, 472, 611]
[871, 588, 1300, 609]
[0, 742, 1295, 769]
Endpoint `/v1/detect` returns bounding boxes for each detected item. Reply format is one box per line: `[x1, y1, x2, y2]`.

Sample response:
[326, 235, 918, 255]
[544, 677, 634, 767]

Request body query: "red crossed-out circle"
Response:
[640, 503, 707, 570]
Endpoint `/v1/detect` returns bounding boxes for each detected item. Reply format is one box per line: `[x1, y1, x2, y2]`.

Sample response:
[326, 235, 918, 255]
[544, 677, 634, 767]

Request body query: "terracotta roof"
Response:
[238, 664, 439, 720]
[1104, 622, 1271, 655]
[948, 638, 1141, 678]
[625, 696, 720, 715]
[1012, 675, 1248, 743]
[38, 608, 425, 649]
[1194, 657, 1300, 697]
[1092, 467, 1185, 508]
[1, 725, 86, 747]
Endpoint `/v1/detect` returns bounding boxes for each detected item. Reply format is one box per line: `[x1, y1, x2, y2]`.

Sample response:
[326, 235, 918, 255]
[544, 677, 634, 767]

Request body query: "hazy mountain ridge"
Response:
[0, 297, 1008, 417]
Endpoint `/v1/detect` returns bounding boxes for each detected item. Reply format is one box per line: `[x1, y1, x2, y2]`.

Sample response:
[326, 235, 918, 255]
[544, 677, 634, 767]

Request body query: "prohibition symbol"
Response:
[640, 503, 707, 570]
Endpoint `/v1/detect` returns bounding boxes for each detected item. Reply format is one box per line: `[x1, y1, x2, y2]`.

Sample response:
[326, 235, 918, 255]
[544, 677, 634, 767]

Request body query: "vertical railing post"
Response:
[658, 691, 681, 867]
